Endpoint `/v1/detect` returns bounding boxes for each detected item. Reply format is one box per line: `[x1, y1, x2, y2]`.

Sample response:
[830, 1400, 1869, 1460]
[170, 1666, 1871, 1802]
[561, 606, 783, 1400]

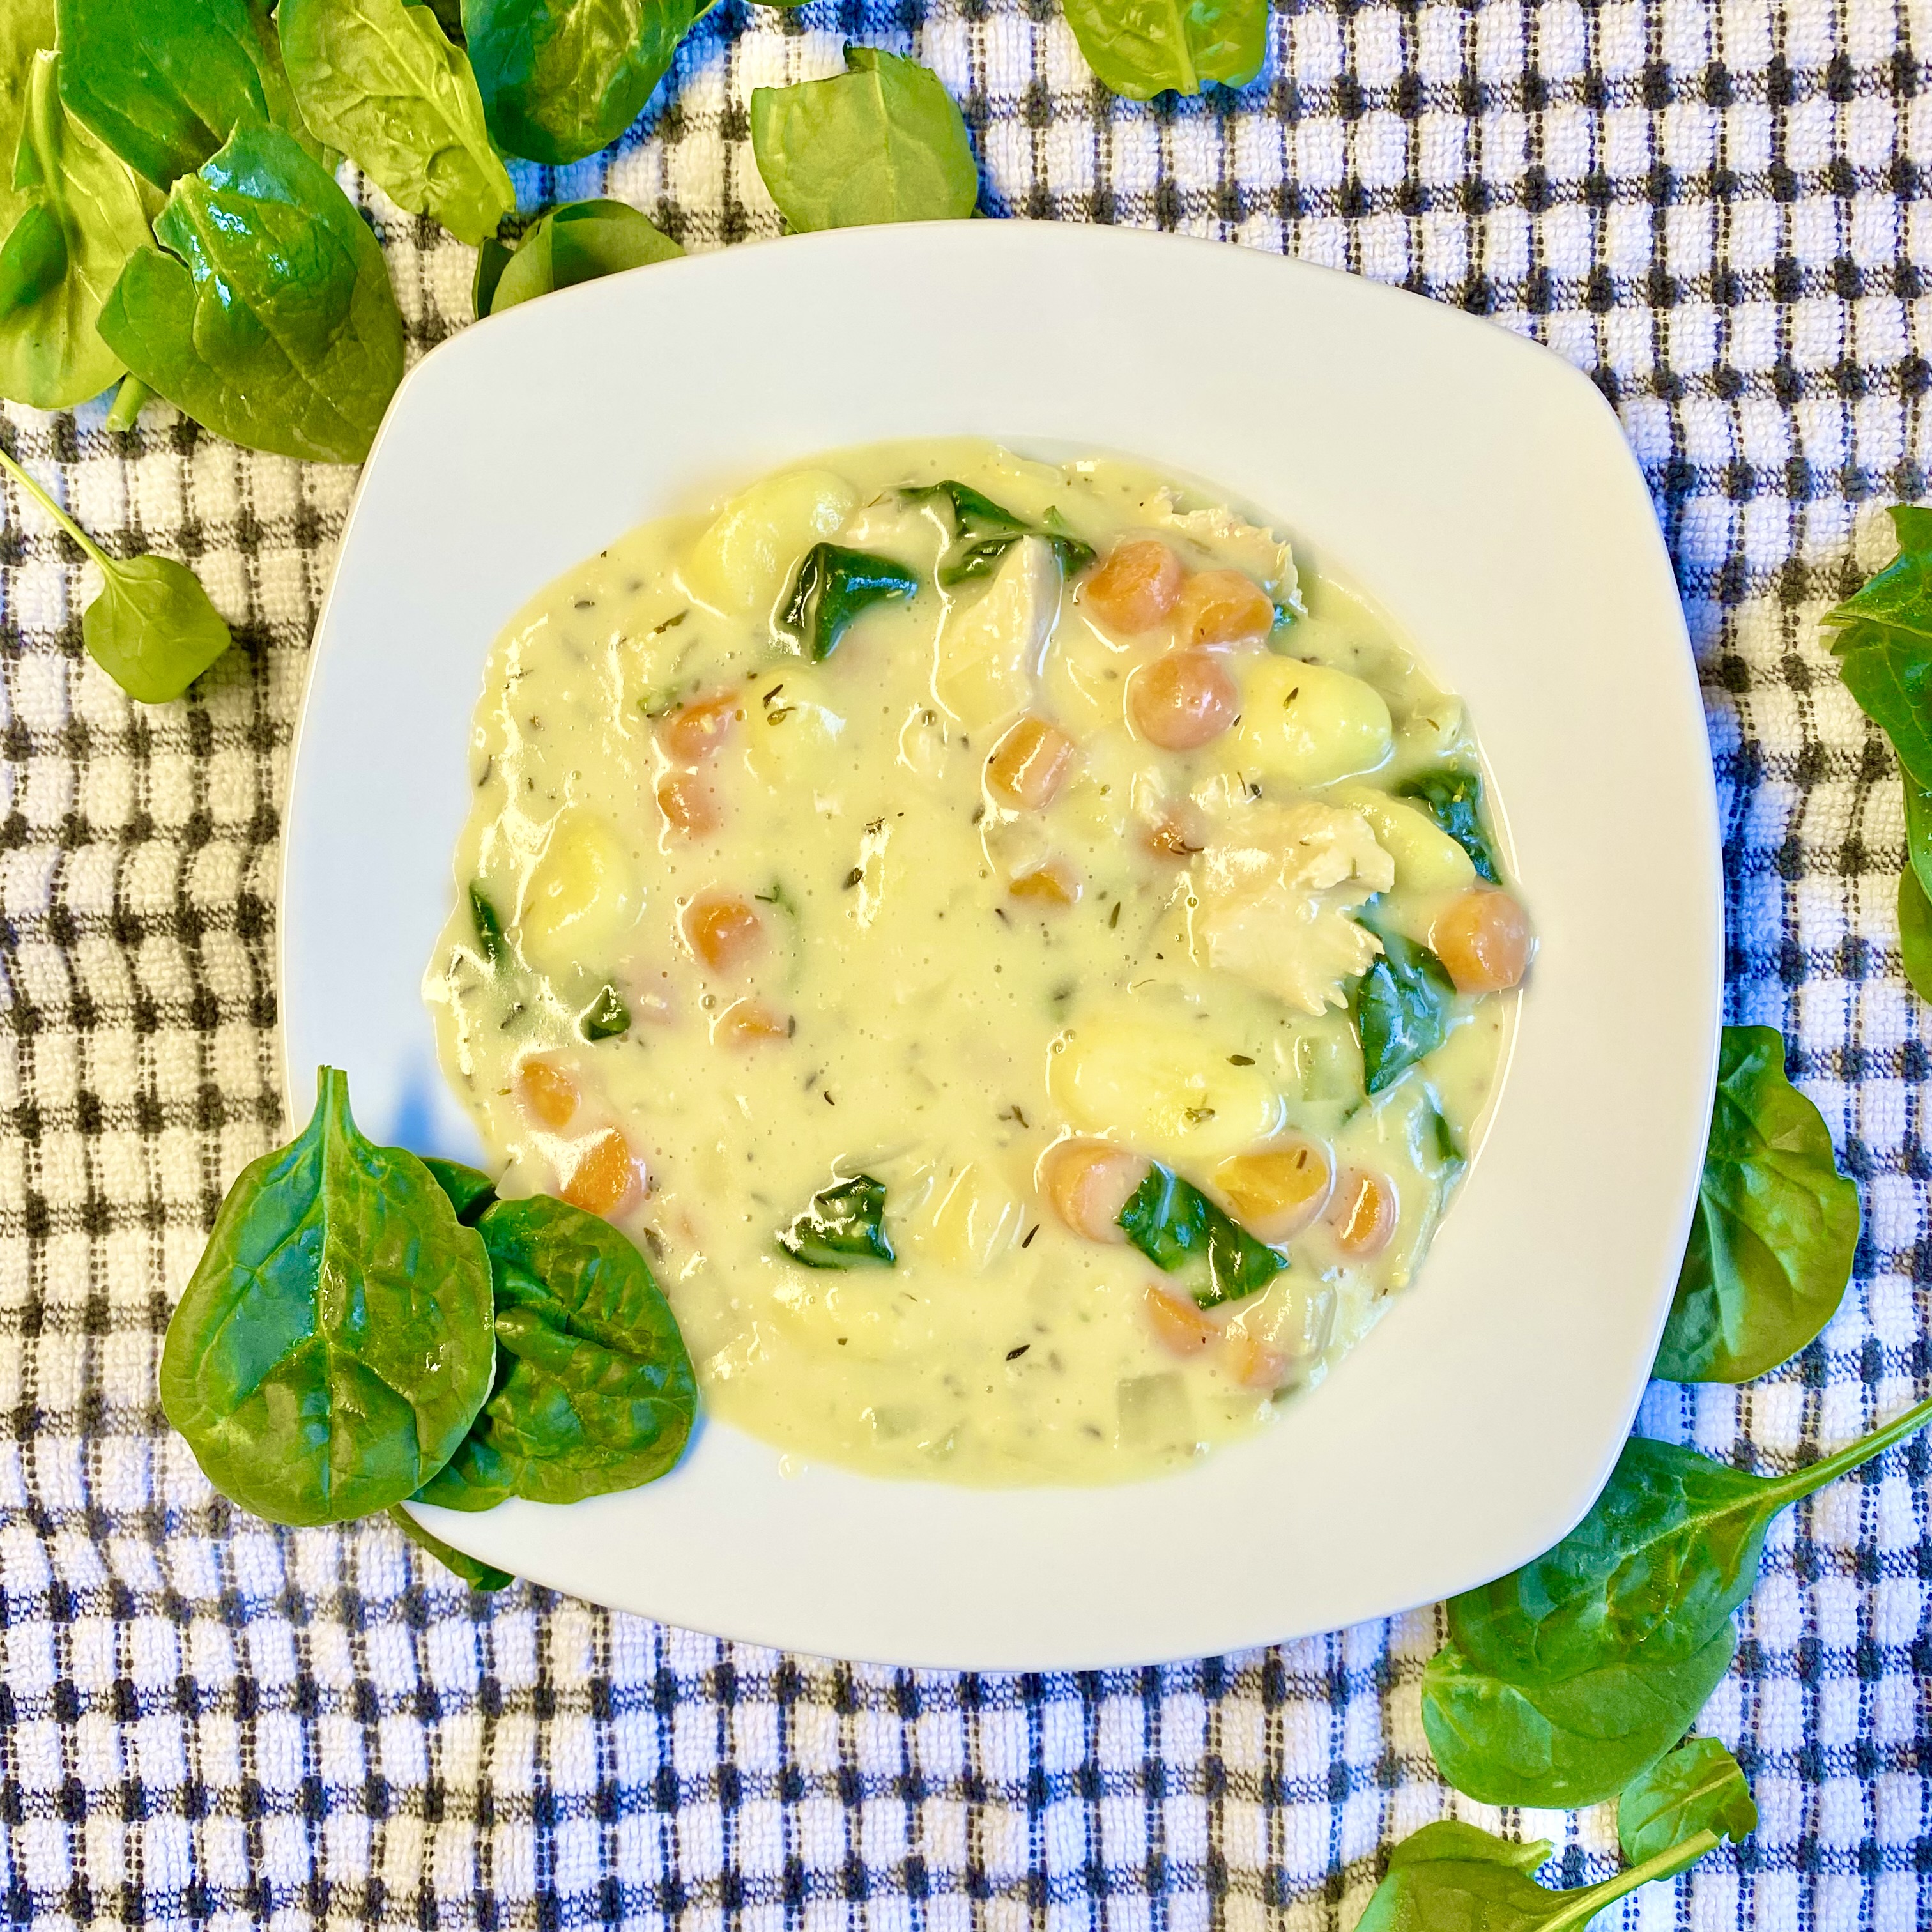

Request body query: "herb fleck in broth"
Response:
[427, 440, 1525, 1484]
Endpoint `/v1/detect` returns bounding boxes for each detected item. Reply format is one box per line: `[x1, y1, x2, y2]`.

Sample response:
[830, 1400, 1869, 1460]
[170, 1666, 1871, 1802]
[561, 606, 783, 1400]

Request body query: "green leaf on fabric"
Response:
[415, 1193, 698, 1510]
[1060, 0, 1268, 105]
[1654, 1024, 1860, 1383]
[751, 47, 979, 232]
[1396, 765, 1503, 884]
[464, 0, 709, 165]
[1824, 503, 1932, 793]
[486, 197, 682, 313]
[1905, 775, 1932, 900]
[422, 1156, 499, 1223]
[1351, 926, 1455, 1094]
[159, 1068, 496, 1527]
[279, 0, 513, 247]
[0, 50, 154, 411]
[1901, 862, 1932, 1003]
[778, 1174, 895, 1268]
[388, 1505, 513, 1591]
[98, 121, 406, 463]
[1616, 1736, 1757, 1865]
[1117, 1162, 1285, 1309]
[56, 0, 326, 187]
[0, 1, 57, 236]
[778, 544, 920, 659]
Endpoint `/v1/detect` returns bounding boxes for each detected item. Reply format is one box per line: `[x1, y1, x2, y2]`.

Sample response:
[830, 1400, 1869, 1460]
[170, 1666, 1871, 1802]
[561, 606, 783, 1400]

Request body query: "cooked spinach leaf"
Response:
[1423, 1395, 1932, 1804]
[1901, 861, 1932, 1003]
[1617, 1736, 1757, 1864]
[1351, 926, 1455, 1094]
[901, 479, 1096, 588]
[468, 884, 509, 966]
[1117, 1162, 1285, 1309]
[485, 197, 682, 314]
[388, 1504, 512, 1591]
[1397, 765, 1502, 884]
[424, 1156, 498, 1222]
[56, 0, 324, 187]
[778, 544, 920, 660]
[751, 47, 979, 232]
[0, 50, 154, 411]
[279, 0, 514, 247]
[1357, 1817, 1722, 1932]
[160, 1068, 496, 1527]
[1061, 0, 1268, 104]
[0, 443, 231, 703]
[98, 122, 406, 463]
[415, 1193, 697, 1510]
[464, 0, 708, 165]
[579, 983, 630, 1041]
[1654, 1025, 1860, 1383]
[778, 1175, 895, 1268]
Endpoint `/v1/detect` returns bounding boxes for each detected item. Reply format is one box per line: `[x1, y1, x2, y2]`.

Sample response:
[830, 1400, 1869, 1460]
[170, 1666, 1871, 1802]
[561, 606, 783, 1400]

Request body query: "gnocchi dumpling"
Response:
[1046, 1008, 1283, 1162]
[1330, 784, 1475, 894]
[933, 537, 1059, 728]
[518, 809, 639, 972]
[684, 469, 860, 617]
[1233, 657, 1393, 789]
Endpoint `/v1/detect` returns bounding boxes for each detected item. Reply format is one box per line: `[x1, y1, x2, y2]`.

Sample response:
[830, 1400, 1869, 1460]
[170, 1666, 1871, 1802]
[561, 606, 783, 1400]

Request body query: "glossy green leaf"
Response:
[1397, 766, 1503, 884]
[751, 47, 979, 232]
[1901, 862, 1932, 1003]
[1351, 926, 1455, 1095]
[468, 883, 510, 965]
[1655, 1025, 1860, 1383]
[778, 544, 920, 660]
[1357, 1819, 1721, 1932]
[423, 1156, 498, 1222]
[56, 0, 324, 187]
[579, 983, 630, 1041]
[1825, 503, 1932, 793]
[0, 444, 231, 703]
[388, 1504, 513, 1591]
[1617, 1736, 1757, 1864]
[279, 0, 514, 247]
[0, 50, 153, 411]
[464, 0, 709, 165]
[1420, 1621, 1738, 1811]
[416, 1193, 698, 1510]
[98, 121, 406, 463]
[1117, 1161, 1285, 1309]
[1061, 0, 1267, 104]
[159, 1068, 496, 1527]
[778, 1175, 895, 1268]
[1905, 776, 1932, 898]
[487, 197, 682, 313]
[0, 1, 57, 243]
[901, 479, 1095, 588]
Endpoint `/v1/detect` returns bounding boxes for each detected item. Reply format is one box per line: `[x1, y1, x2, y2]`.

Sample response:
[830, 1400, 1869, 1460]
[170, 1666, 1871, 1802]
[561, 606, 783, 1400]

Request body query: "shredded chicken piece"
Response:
[1193, 802, 1394, 1015]
[1146, 494, 1300, 609]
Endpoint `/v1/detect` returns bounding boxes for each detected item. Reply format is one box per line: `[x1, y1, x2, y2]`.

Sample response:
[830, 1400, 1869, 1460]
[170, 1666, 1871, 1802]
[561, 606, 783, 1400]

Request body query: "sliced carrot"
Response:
[516, 1058, 578, 1130]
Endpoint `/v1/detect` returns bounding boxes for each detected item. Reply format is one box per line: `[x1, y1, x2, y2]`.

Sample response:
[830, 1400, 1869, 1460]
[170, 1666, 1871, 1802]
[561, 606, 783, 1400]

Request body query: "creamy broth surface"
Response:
[427, 441, 1524, 1484]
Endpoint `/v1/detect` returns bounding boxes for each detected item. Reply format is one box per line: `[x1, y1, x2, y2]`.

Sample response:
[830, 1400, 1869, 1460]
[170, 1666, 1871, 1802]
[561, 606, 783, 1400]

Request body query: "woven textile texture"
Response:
[1, 1, 1929, 1926]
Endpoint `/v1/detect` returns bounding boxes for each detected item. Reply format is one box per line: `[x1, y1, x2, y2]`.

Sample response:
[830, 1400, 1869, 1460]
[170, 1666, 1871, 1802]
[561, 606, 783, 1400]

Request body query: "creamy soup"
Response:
[426, 441, 1530, 1485]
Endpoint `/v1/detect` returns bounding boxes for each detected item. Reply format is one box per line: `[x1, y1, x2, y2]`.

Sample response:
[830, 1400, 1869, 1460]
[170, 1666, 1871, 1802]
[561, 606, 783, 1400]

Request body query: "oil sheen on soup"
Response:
[427, 441, 1531, 1485]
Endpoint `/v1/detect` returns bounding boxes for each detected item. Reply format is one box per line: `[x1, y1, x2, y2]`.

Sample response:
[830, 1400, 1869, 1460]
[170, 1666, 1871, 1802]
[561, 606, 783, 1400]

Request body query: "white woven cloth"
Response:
[0, 3, 1927, 1926]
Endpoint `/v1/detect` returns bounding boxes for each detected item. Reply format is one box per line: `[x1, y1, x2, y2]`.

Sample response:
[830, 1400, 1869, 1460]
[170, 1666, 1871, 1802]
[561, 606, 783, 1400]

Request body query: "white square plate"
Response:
[282, 222, 1719, 1668]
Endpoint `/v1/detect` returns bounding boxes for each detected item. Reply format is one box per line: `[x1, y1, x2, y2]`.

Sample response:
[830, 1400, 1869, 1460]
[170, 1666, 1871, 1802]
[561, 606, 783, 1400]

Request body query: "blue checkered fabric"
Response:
[0, 2, 1926, 1926]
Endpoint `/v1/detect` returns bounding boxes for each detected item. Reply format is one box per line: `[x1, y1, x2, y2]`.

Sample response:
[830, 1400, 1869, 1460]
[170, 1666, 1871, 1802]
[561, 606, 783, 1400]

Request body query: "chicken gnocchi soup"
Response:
[427, 441, 1529, 1484]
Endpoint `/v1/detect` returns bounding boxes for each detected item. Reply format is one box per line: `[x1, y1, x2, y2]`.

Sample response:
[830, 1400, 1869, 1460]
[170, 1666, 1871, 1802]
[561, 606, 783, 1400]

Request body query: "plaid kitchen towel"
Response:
[0, 1, 1928, 1926]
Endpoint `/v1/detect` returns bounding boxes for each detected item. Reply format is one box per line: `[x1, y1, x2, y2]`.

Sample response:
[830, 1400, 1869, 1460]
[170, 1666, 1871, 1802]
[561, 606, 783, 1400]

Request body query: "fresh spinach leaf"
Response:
[1061, 0, 1268, 104]
[1901, 861, 1932, 1003]
[1617, 1736, 1756, 1864]
[159, 1067, 496, 1527]
[388, 1504, 512, 1591]
[425, 0, 466, 40]
[751, 47, 979, 232]
[468, 883, 509, 966]
[901, 479, 1095, 588]
[473, 229, 512, 316]
[415, 1193, 697, 1510]
[1823, 503, 1932, 793]
[424, 1155, 498, 1222]
[579, 983, 630, 1041]
[0, 443, 231, 703]
[279, 0, 514, 247]
[1357, 1818, 1722, 1932]
[98, 121, 407, 463]
[1654, 1025, 1860, 1383]
[778, 544, 920, 659]
[0, 50, 155, 411]
[1420, 1620, 1739, 1810]
[1906, 774, 1932, 898]
[486, 197, 682, 313]
[0, 2, 56, 231]
[464, 0, 709, 165]
[1117, 1162, 1285, 1309]
[778, 1175, 895, 1268]
[1351, 926, 1455, 1094]
[56, 0, 324, 187]
[1397, 765, 1502, 884]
